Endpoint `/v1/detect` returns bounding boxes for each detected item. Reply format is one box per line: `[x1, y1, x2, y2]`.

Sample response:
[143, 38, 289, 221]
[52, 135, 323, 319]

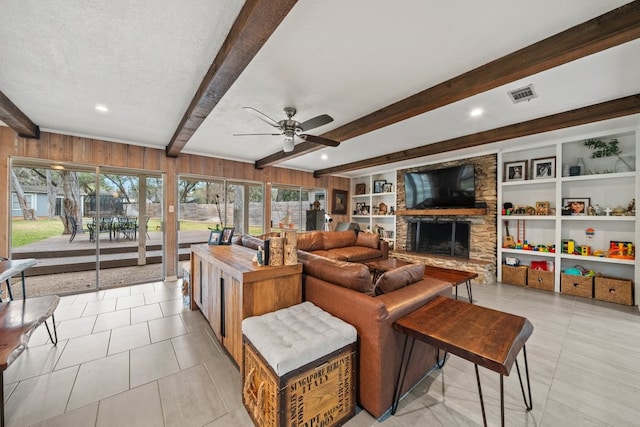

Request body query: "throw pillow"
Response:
[355, 232, 380, 249]
[374, 263, 425, 295]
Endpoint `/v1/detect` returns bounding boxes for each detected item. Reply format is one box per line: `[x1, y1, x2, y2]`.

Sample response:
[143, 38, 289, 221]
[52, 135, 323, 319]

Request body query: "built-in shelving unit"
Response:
[350, 170, 396, 248]
[497, 127, 639, 304]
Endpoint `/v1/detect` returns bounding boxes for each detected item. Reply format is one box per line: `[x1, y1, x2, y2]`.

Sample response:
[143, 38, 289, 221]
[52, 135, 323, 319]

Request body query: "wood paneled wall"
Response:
[0, 127, 349, 277]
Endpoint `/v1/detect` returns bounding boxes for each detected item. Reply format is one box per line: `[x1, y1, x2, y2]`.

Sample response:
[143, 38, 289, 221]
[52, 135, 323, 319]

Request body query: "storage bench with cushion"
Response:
[242, 302, 357, 427]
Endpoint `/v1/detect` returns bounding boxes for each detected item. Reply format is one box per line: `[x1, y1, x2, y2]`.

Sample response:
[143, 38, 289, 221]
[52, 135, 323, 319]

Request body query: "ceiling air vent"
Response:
[508, 84, 537, 103]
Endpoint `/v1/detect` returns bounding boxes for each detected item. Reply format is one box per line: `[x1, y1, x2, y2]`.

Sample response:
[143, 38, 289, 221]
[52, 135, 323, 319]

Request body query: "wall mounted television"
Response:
[404, 164, 475, 209]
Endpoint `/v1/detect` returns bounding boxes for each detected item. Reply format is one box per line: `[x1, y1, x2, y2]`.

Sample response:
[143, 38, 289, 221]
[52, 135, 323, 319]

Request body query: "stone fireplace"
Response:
[393, 154, 497, 284]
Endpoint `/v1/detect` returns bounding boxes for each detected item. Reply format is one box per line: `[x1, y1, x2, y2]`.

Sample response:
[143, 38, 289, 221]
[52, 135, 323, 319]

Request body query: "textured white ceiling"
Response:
[1, 0, 638, 176]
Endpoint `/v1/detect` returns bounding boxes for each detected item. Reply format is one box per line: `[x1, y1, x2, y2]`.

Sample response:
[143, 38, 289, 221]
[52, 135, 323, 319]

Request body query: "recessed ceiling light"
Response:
[50, 164, 65, 170]
[321, 154, 328, 160]
[95, 104, 109, 113]
[470, 108, 483, 117]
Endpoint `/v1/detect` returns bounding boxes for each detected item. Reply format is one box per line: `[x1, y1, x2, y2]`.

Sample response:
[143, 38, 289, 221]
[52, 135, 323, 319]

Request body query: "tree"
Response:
[60, 170, 82, 235]
[10, 168, 34, 220]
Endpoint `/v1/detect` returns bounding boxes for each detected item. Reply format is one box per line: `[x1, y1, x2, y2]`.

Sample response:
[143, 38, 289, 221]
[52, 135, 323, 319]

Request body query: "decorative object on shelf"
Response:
[389, 206, 395, 215]
[378, 202, 388, 214]
[220, 227, 235, 245]
[575, 156, 586, 175]
[312, 200, 321, 210]
[562, 197, 590, 215]
[355, 202, 364, 215]
[562, 163, 570, 177]
[331, 189, 348, 214]
[531, 157, 555, 179]
[279, 210, 292, 228]
[355, 183, 366, 195]
[208, 229, 222, 245]
[283, 230, 297, 265]
[382, 182, 393, 193]
[583, 138, 634, 173]
[535, 201, 550, 215]
[373, 180, 386, 193]
[504, 160, 527, 182]
[361, 205, 370, 215]
[268, 237, 284, 266]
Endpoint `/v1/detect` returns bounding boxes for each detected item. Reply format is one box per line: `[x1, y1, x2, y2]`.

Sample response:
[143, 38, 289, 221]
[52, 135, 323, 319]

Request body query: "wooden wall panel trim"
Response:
[71, 137, 93, 164]
[127, 145, 144, 169]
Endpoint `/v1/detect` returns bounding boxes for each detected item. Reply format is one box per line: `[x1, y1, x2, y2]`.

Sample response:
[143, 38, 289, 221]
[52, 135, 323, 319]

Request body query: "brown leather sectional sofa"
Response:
[235, 230, 451, 419]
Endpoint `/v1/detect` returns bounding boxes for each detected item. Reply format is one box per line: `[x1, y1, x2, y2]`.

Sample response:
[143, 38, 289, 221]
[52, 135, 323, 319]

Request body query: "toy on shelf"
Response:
[608, 241, 635, 260]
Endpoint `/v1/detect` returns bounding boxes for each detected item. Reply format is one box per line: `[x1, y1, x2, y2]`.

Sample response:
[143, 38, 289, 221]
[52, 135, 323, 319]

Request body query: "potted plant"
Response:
[583, 138, 634, 172]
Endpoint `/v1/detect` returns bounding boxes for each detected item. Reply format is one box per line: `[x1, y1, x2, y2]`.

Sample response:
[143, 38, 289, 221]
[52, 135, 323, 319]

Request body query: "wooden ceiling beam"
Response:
[313, 94, 640, 177]
[165, 0, 297, 157]
[0, 89, 39, 138]
[256, 0, 640, 169]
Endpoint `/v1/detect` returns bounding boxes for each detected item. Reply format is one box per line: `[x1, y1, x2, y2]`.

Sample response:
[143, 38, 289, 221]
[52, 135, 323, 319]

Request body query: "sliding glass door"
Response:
[9, 159, 164, 296]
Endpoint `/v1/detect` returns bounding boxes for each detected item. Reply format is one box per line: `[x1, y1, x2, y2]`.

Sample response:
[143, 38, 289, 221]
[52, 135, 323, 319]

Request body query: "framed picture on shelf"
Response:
[220, 227, 235, 244]
[208, 230, 222, 245]
[332, 189, 348, 214]
[355, 202, 364, 214]
[504, 160, 527, 182]
[562, 197, 590, 215]
[355, 183, 366, 195]
[531, 156, 556, 179]
[373, 180, 386, 193]
[361, 205, 370, 215]
[382, 183, 393, 193]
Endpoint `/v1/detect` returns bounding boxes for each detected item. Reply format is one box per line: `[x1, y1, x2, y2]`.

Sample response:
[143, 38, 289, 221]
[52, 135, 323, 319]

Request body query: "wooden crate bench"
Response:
[242, 302, 357, 427]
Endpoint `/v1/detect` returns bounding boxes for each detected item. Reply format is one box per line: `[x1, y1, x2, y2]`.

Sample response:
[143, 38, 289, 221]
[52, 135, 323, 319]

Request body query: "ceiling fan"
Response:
[235, 107, 340, 152]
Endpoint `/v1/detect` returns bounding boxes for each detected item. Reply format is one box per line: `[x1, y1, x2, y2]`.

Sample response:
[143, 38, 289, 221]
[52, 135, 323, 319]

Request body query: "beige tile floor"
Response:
[3, 279, 640, 426]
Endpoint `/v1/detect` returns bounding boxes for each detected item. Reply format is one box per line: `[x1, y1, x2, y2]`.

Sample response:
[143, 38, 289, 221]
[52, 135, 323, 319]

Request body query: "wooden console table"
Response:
[190, 244, 302, 367]
[392, 296, 533, 426]
[1, 295, 59, 427]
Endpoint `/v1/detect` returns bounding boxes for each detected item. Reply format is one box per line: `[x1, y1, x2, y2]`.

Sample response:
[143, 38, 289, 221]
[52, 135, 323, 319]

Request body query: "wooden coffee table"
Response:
[391, 296, 533, 426]
[365, 259, 477, 302]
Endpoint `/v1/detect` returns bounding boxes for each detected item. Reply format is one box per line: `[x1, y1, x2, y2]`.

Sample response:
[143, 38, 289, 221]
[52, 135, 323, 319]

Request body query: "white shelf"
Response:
[501, 248, 556, 258]
[560, 253, 635, 265]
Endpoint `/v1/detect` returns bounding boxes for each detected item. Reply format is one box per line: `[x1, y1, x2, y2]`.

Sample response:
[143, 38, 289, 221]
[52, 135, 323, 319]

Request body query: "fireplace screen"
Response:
[409, 221, 470, 258]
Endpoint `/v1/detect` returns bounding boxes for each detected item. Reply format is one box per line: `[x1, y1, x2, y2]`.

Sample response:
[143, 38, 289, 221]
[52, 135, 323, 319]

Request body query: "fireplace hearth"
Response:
[408, 220, 470, 258]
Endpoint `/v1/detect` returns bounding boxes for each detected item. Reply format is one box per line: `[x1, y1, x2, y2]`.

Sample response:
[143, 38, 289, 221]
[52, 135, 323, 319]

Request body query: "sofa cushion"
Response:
[327, 247, 382, 262]
[322, 230, 357, 250]
[374, 263, 426, 295]
[355, 232, 380, 249]
[299, 252, 374, 295]
[309, 250, 348, 261]
[297, 231, 324, 252]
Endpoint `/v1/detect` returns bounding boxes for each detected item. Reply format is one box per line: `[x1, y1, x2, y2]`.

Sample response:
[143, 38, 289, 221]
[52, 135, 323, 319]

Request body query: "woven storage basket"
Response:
[502, 265, 528, 287]
[527, 269, 554, 292]
[594, 276, 634, 306]
[560, 273, 593, 298]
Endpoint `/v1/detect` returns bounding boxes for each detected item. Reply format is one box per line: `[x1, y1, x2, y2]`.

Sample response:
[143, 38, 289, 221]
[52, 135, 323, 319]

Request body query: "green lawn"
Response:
[11, 218, 65, 248]
[11, 218, 264, 249]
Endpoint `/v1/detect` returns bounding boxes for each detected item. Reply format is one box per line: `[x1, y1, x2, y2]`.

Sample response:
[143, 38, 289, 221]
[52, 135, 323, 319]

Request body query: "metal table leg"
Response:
[474, 345, 532, 426]
[391, 335, 415, 415]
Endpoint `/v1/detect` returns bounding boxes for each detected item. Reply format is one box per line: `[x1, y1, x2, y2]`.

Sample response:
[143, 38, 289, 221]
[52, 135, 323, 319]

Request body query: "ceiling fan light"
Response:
[283, 136, 295, 152]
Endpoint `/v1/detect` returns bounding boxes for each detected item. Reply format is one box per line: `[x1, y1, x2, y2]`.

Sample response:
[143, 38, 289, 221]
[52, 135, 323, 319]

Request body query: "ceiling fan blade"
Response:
[298, 114, 333, 132]
[234, 132, 282, 136]
[242, 107, 281, 128]
[300, 134, 340, 147]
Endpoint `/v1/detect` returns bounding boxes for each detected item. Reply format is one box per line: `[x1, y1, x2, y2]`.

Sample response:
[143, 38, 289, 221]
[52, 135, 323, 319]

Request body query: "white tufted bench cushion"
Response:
[242, 301, 357, 376]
